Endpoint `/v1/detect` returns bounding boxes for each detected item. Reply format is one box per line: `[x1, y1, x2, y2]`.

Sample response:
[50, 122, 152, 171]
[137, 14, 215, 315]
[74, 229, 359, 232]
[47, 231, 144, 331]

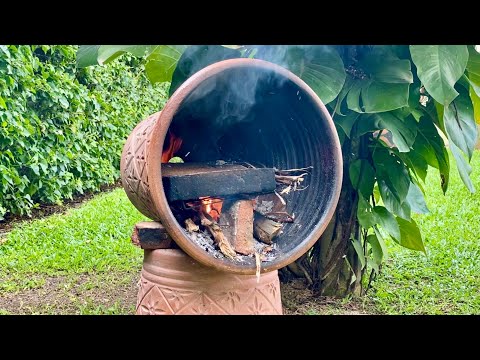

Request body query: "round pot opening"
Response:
[135, 59, 343, 274]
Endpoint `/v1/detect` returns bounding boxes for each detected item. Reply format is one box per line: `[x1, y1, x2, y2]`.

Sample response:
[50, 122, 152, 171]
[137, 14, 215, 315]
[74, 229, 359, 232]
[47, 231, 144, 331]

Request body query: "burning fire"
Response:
[161, 130, 183, 163]
[199, 196, 223, 222]
[161, 131, 224, 221]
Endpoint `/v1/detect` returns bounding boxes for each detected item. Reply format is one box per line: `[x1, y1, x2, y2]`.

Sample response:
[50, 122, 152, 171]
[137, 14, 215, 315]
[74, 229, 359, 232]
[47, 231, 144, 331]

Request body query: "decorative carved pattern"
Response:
[136, 272, 283, 315]
[121, 112, 161, 220]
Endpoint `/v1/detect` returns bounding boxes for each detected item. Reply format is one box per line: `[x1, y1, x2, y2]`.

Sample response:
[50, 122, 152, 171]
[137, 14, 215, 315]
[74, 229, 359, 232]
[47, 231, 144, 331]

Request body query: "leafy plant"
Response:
[77, 44, 479, 296]
[0, 45, 167, 219]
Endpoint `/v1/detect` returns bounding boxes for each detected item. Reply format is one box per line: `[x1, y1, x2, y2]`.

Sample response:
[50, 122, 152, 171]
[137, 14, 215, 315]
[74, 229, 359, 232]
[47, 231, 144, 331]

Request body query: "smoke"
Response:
[170, 46, 317, 161]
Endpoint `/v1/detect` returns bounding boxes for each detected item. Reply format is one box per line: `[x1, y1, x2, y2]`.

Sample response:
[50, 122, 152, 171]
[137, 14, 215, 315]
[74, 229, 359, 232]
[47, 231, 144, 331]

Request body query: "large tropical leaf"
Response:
[76, 45, 100, 68]
[97, 45, 151, 65]
[371, 112, 417, 152]
[374, 148, 411, 220]
[169, 45, 241, 97]
[395, 217, 426, 253]
[410, 45, 468, 106]
[411, 115, 450, 193]
[255, 45, 346, 104]
[405, 181, 430, 214]
[144, 45, 188, 84]
[443, 88, 477, 160]
[343, 48, 413, 113]
[357, 195, 376, 229]
[373, 206, 401, 240]
[450, 142, 475, 193]
[367, 233, 384, 268]
[466, 46, 480, 124]
[349, 159, 375, 198]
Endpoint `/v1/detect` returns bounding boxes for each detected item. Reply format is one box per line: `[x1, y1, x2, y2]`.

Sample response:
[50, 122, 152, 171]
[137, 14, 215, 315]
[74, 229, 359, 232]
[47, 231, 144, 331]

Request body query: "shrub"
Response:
[0, 45, 167, 219]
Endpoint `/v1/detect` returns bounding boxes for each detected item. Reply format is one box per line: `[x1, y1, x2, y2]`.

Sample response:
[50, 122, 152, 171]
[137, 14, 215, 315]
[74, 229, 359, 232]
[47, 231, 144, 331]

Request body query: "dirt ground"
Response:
[0, 273, 371, 315]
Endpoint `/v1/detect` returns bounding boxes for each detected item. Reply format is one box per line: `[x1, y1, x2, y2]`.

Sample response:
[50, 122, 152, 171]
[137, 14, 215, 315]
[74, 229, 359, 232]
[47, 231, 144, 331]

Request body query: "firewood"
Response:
[219, 199, 255, 255]
[185, 218, 199, 232]
[254, 191, 286, 216]
[131, 221, 173, 250]
[253, 213, 282, 244]
[264, 211, 295, 223]
[200, 212, 237, 260]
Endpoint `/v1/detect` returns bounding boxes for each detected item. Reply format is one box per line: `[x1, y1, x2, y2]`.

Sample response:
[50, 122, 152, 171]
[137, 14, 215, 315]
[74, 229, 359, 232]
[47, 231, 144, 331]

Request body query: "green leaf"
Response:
[367, 234, 383, 267]
[59, 96, 69, 109]
[0, 96, 6, 109]
[471, 87, 480, 124]
[373, 148, 410, 202]
[97, 45, 150, 65]
[378, 180, 411, 220]
[466, 45, 480, 89]
[400, 148, 428, 182]
[343, 48, 413, 113]
[349, 159, 375, 198]
[350, 237, 366, 270]
[334, 111, 359, 138]
[370, 112, 417, 152]
[30, 164, 40, 176]
[406, 181, 430, 214]
[410, 45, 468, 106]
[450, 142, 475, 193]
[169, 45, 241, 97]
[443, 88, 477, 160]
[76, 45, 100, 68]
[373, 227, 389, 261]
[373, 206, 400, 240]
[255, 45, 346, 104]
[362, 82, 411, 113]
[395, 217, 426, 253]
[144, 45, 188, 84]
[412, 115, 450, 193]
[346, 78, 364, 112]
[357, 194, 376, 228]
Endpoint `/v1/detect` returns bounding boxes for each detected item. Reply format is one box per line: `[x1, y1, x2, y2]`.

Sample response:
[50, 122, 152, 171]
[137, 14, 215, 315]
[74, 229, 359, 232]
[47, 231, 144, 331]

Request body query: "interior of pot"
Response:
[162, 63, 342, 271]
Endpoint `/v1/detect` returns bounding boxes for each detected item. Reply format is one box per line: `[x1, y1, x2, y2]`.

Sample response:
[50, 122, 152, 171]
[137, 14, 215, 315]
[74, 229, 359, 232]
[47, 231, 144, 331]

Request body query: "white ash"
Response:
[185, 229, 225, 259]
[184, 228, 278, 262]
[254, 200, 274, 215]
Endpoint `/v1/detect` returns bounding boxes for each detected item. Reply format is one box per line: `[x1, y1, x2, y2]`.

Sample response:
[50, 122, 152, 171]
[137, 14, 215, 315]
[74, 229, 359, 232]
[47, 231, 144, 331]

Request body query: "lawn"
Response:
[0, 189, 147, 314]
[368, 151, 480, 314]
[0, 151, 479, 315]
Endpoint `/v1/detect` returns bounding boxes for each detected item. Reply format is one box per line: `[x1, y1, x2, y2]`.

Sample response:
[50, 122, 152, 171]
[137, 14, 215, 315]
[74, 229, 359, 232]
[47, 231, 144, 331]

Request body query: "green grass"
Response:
[1, 152, 479, 315]
[0, 188, 147, 294]
[368, 151, 480, 314]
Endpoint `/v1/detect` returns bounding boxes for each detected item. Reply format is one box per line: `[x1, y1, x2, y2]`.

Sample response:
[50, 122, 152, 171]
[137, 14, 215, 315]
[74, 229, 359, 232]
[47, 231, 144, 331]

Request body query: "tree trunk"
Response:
[282, 133, 368, 297]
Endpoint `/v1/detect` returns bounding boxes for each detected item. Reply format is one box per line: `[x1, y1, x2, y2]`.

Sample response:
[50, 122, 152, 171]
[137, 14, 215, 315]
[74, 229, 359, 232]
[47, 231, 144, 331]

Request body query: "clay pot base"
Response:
[136, 249, 283, 315]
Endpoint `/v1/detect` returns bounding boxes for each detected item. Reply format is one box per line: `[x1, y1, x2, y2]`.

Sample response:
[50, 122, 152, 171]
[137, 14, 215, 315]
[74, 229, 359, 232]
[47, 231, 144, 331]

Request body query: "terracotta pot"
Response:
[121, 58, 343, 275]
[136, 249, 282, 315]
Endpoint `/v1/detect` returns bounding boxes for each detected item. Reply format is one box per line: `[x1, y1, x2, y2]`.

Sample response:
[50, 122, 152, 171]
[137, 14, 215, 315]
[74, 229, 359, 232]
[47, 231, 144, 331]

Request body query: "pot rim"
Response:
[147, 58, 343, 275]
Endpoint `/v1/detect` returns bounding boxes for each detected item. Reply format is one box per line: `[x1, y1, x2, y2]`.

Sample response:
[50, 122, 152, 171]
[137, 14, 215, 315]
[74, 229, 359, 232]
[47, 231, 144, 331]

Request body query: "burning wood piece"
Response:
[219, 199, 255, 255]
[185, 218, 199, 232]
[200, 212, 237, 260]
[162, 162, 276, 201]
[131, 221, 174, 250]
[253, 213, 282, 244]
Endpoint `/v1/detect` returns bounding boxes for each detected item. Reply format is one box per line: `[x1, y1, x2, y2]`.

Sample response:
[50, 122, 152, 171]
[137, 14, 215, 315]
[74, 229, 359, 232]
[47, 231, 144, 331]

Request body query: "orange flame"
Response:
[161, 130, 183, 163]
[199, 196, 223, 222]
